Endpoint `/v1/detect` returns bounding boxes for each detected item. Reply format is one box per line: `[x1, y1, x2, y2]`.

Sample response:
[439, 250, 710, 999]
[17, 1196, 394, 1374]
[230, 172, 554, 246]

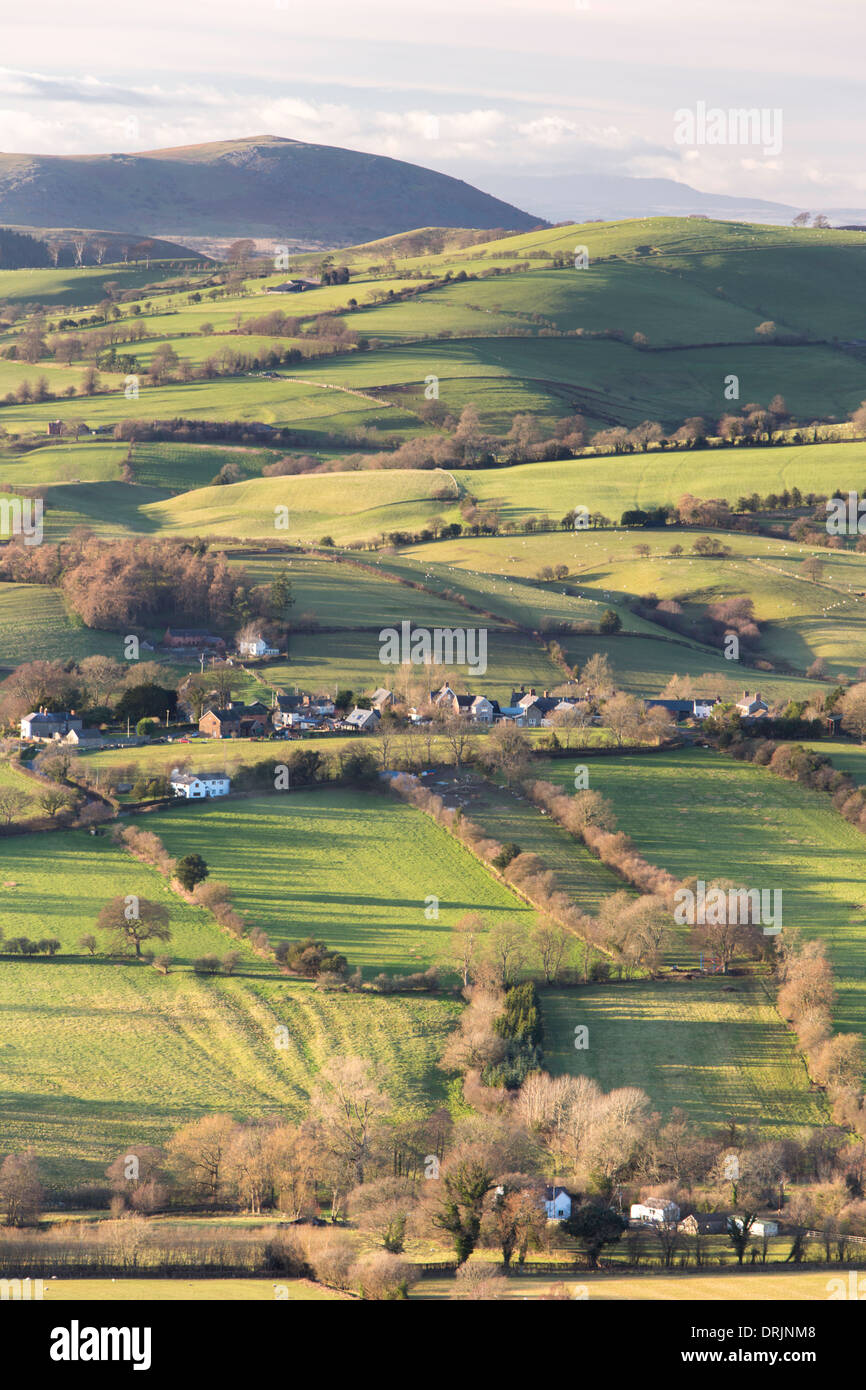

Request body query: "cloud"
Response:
[0, 47, 862, 209]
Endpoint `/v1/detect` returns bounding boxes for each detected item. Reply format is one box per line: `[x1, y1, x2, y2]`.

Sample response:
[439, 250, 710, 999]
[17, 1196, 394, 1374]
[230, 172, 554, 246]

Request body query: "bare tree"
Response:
[441, 714, 475, 771]
[309, 1057, 390, 1186]
[167, 1114, 238, 1205]
[532, 920, 571, 983]
[487, 919, 528, 986]
[0, 787, 31, 825]
[601, 692, 643, 746]
[840, 683, 866, 743]
[452, 911, 483, 987]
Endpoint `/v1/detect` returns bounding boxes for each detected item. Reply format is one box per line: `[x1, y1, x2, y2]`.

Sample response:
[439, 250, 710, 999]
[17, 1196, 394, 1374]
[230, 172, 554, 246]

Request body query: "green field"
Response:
[467, 441, 866, 526]
[0, 583, 124, 665]
[542, 980, 825, 1136]
[3, 214, 866, 1192]
[144, 790, 533, 973]
[538, 748, 866, 1049]
[463, 774, 625, 917]
[0, 807, 478, 1181]
[141, 468, 460, 543]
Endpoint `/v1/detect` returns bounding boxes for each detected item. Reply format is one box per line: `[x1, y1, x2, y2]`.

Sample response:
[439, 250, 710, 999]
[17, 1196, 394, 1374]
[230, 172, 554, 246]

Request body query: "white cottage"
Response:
[170, 771, 231, 799]
[543, 1186, 573, 1221]
[630, 1199, 681, 1225]
[237, 635, 280, 659]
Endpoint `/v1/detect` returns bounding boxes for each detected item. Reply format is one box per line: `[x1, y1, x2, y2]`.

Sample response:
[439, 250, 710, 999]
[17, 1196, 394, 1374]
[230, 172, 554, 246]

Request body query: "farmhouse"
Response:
[271, 692, 335, 729]
[164, 628, 226, 653]
[199, 706, 242, 739]
[370, 688, 393, 710]
[431, 684, 458, 708]
[733, 1217, 779, 1238]
[451, 693, 475, 717]
[678, 1212, 732, 1235]
[170, 770, 231, 799]
[644, 698, 694, 720]
[272, 694, 306, 728]
[266, 279, 318, 293]
[199, 702, 270, 738]
[736, 690, 769, 718]
[630, 1199, 681, 1225]
[543, 1186, 573, 1221]
[20, 710, 83, 741]
[499, 702, 543, 727]
[237, 634, 280, 659]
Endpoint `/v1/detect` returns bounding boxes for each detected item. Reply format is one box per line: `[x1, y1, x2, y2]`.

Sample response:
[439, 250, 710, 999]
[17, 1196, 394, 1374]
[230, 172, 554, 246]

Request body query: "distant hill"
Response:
[476, 171, 802, 226]
[0, 224, 205, 265]
[0, 135, 544, 244]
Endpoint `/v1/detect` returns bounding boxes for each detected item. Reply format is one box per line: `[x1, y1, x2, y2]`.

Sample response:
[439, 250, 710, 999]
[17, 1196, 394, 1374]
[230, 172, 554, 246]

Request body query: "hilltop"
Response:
[0, 135, 544, 244]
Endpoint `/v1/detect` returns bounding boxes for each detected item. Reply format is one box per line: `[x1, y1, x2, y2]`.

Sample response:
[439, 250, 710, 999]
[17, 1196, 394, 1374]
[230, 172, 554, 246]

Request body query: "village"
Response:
[16, 619, 779, 803]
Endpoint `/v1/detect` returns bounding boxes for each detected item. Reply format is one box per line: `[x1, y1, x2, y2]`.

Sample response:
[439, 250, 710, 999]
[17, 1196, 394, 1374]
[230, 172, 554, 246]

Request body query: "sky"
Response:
[0, 0, 863, 212]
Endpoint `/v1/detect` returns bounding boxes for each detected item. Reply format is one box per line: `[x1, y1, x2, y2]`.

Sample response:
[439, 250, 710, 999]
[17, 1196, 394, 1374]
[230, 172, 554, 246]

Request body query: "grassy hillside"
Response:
[142, 469, 460, 542]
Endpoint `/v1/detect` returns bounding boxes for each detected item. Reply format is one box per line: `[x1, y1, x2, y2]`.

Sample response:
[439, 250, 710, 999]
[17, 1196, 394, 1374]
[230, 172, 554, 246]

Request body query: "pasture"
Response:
[144, 789, 533, 973]
[537, 747, 866, 1049]
[541, 980, 825, 1136]
[0, 818, 465, 1182]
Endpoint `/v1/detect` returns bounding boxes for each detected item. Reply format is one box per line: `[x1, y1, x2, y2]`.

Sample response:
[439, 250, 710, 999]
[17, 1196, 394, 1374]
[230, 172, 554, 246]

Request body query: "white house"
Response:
[630, 1199, 681, 1225]
[733, 1217, 779, 1238]
[237, 635, 280, 659]
[543, 1186, 573, 1221]
[170, 771, 231, 799]
[692, 697, 720, 719]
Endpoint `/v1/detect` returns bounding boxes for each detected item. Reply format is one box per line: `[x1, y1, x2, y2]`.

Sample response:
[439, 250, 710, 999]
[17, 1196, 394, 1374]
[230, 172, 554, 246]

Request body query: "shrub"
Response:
[353, 1251, 417, 1300]
[491, 841, 521, 870]
[175, 853, 209, 891]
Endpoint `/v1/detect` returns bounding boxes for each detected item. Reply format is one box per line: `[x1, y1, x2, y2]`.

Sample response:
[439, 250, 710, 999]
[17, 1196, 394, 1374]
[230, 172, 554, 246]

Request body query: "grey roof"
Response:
[171, 770, 230, 785]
